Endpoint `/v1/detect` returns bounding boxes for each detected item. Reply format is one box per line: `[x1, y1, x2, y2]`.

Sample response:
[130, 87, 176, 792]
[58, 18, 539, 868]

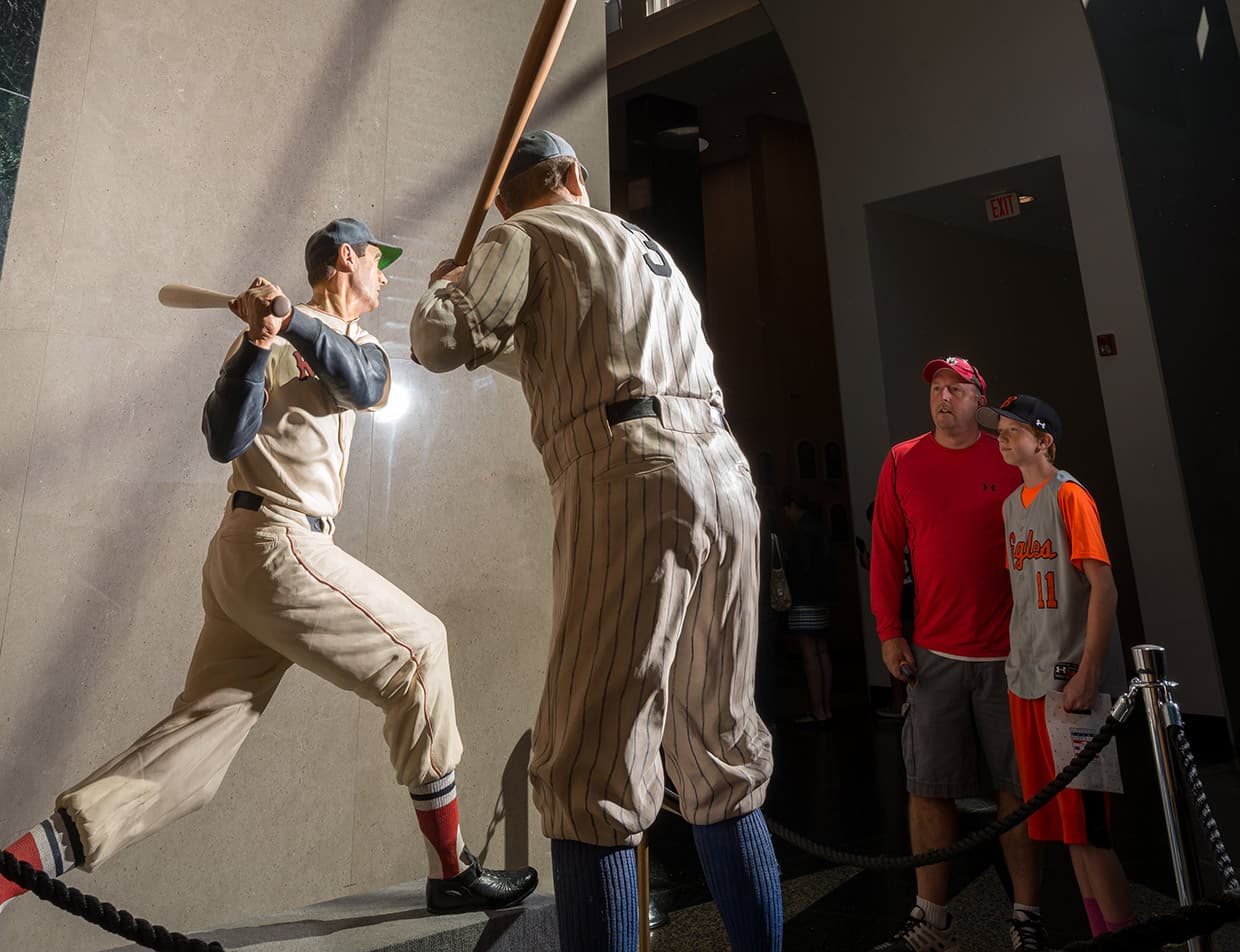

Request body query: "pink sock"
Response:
[1083, 898, 1106, 937]
[1106, 918, 1137, 933]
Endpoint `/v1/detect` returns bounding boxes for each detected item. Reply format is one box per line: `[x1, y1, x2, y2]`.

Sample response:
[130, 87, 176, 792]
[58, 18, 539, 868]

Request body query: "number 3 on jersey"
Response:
[621, 220, 673, 277]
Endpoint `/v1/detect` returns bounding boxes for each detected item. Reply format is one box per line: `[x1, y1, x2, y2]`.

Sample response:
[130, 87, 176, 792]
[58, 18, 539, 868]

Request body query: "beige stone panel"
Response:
[347, 357, 554, 888]
[0, 363, 365, 950]
[0, 331, 46, 657]
[21, 332, 234, 499]
[2, 0, 605, 942]
[375, 0, 610, 353]
[47, 0, 393, 343]
[0, 614, 358, 951]
[0, 0, 96, 332]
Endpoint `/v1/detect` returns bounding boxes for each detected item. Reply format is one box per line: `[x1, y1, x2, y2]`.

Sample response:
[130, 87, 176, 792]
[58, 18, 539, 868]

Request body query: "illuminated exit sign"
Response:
[987, 192, 1021, 221]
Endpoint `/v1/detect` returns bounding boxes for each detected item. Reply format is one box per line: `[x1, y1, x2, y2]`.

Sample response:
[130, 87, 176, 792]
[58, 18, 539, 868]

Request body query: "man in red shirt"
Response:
[868, 357, 1044, 952]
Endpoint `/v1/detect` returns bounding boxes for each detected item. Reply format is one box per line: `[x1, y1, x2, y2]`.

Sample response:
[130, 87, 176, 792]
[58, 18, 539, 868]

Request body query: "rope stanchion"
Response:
[765, 692, 1132, 870]
[0, 850, 225, 952]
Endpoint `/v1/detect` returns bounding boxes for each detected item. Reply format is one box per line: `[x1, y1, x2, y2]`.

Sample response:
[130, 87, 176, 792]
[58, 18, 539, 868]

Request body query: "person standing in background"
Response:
[783, 492, 836, 724]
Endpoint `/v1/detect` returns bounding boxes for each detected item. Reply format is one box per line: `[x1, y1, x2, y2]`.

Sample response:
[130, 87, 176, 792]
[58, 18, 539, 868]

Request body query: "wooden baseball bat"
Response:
[453, 0, 578, 265]
[158, 283, 291, 317]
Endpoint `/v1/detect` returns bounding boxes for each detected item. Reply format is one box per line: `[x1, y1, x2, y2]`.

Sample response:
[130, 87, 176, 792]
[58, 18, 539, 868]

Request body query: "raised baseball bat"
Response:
[453, 0, 577, 265]
[158, 283, 291, 317]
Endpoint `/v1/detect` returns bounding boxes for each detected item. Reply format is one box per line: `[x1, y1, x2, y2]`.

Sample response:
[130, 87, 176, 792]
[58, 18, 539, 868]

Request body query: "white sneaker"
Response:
[868, 906, 959, 951]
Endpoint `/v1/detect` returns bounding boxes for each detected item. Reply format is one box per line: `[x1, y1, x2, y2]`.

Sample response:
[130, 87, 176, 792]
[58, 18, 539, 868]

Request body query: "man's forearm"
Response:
[202, 338, 269, 462]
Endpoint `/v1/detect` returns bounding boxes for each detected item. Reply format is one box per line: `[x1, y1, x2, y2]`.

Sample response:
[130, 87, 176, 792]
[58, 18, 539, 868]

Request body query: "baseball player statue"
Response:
[0, 219, 537, 926]
[410, 132, 783, 951]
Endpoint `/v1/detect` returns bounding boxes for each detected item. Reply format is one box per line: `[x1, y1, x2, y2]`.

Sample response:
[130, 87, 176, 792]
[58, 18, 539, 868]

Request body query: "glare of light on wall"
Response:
[374, 383, 413, 424]
[1018, 195, 1036, 205]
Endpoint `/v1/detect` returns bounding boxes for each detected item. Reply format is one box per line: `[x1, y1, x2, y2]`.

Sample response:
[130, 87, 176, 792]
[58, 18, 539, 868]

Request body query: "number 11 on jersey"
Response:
[1036, 570, 1058, 609]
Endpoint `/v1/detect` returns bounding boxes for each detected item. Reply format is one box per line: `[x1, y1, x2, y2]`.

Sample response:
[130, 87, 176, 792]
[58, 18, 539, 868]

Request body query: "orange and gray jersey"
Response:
[411, 203, 725, 463]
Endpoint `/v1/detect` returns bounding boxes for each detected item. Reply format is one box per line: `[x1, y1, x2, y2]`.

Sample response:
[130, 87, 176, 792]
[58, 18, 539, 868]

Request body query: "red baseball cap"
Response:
[922, 356, 986, 396]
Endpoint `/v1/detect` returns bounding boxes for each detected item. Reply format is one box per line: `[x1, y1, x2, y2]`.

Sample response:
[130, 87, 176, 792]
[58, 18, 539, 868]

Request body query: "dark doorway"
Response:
[865, 157, 1143, 651]
[608, 17, 868, 718]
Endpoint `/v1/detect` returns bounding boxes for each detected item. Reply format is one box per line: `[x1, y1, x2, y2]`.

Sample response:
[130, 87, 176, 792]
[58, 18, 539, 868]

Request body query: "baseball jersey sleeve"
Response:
[279, 310, 390, 411]
[1058, 481, 1110, 569]
[201, 333, 271, 463]
[410, 223, 532, 373]
[870, 450, 910, 642]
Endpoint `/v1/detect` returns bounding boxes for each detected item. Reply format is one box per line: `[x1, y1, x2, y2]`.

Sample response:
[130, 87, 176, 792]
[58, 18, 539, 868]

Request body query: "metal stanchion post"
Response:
[638, 834, 651, 952]
[1132, 644, 1211, 952]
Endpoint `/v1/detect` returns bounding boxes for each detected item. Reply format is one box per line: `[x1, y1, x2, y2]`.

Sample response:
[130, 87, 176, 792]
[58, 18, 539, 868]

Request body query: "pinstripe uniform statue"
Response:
[411, 131, 783, 951]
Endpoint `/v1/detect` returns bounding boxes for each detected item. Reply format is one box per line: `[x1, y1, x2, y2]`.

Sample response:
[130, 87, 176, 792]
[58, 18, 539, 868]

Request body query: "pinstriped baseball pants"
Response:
[57, 501, 462, 871]
[530, 405, 773, 847]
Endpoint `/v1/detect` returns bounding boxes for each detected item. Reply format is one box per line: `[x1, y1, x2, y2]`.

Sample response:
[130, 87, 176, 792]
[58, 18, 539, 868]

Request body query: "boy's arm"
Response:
[1061, 558, 1118, 712]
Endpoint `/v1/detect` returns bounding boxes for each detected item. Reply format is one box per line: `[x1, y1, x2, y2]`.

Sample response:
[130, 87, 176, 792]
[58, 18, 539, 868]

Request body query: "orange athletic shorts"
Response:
[1008, 693, 1112, 846]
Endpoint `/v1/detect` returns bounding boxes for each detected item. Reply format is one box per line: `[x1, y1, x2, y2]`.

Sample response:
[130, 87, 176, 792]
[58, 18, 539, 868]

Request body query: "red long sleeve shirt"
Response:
[870, 432, 1021, 658]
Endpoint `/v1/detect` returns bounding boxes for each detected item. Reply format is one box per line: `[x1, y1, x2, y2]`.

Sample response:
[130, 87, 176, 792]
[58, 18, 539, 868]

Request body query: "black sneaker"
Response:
[868, 906, 959, 951]
[1010, 910, 1046, 950]
[425, 850, 538, 914]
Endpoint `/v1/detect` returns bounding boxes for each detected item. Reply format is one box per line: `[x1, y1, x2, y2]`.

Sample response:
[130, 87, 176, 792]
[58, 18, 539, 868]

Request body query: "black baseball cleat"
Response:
[426, 850, 538, 914]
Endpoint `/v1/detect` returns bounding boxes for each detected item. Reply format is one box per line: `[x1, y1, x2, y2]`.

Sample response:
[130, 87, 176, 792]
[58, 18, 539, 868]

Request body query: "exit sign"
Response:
[987, 192, 1021, 221]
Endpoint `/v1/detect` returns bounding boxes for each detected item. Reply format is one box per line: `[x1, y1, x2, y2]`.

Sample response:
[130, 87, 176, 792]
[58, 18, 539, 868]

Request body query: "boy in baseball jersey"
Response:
[410, 131, 782, 951]
[978, 395, 1134, 939]
[1, 219, 536, 922]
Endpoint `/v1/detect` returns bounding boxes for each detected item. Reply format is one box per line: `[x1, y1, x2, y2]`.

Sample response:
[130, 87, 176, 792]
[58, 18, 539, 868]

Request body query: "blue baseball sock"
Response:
[550, 839, 639, 952]
[691, 810, 783, 951]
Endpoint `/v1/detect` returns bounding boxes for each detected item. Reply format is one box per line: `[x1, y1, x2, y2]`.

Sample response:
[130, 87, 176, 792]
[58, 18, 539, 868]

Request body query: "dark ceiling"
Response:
[606, 15, 1077, 254]
[608, 25, 809, 174]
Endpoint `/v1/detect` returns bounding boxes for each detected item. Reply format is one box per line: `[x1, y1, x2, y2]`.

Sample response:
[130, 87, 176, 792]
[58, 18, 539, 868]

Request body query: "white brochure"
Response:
[1044, 691, 1124, 794]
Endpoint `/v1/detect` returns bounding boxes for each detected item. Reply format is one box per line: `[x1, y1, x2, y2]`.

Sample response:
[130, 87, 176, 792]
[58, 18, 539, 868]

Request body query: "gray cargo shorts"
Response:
[901, 644, 1021, 799]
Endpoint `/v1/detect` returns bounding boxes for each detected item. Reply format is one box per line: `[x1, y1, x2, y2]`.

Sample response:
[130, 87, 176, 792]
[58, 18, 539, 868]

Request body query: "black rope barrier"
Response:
[1169, 722, 1239, 892]
[1062, 890, 1240, 950]
[764, 709, 1124, 870]
[0, 851, 225, 952]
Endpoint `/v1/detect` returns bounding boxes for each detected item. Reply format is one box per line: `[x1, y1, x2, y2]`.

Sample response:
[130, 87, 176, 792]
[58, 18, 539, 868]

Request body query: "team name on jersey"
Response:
[1009, 530, 1058, 571]
[293, 350, 314, 380]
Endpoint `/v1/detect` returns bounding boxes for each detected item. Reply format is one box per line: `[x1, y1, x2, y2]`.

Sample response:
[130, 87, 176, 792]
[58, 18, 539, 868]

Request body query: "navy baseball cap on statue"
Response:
[977, 394, 1063, 442]
[500, 129, 588, 187]
[922, 355, 987, 395]
[304, 218, 402, 274]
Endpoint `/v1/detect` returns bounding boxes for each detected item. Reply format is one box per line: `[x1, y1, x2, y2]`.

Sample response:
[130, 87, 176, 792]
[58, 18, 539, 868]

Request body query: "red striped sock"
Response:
[410, 773, 466, 880]
[2, 813, 79, 911]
